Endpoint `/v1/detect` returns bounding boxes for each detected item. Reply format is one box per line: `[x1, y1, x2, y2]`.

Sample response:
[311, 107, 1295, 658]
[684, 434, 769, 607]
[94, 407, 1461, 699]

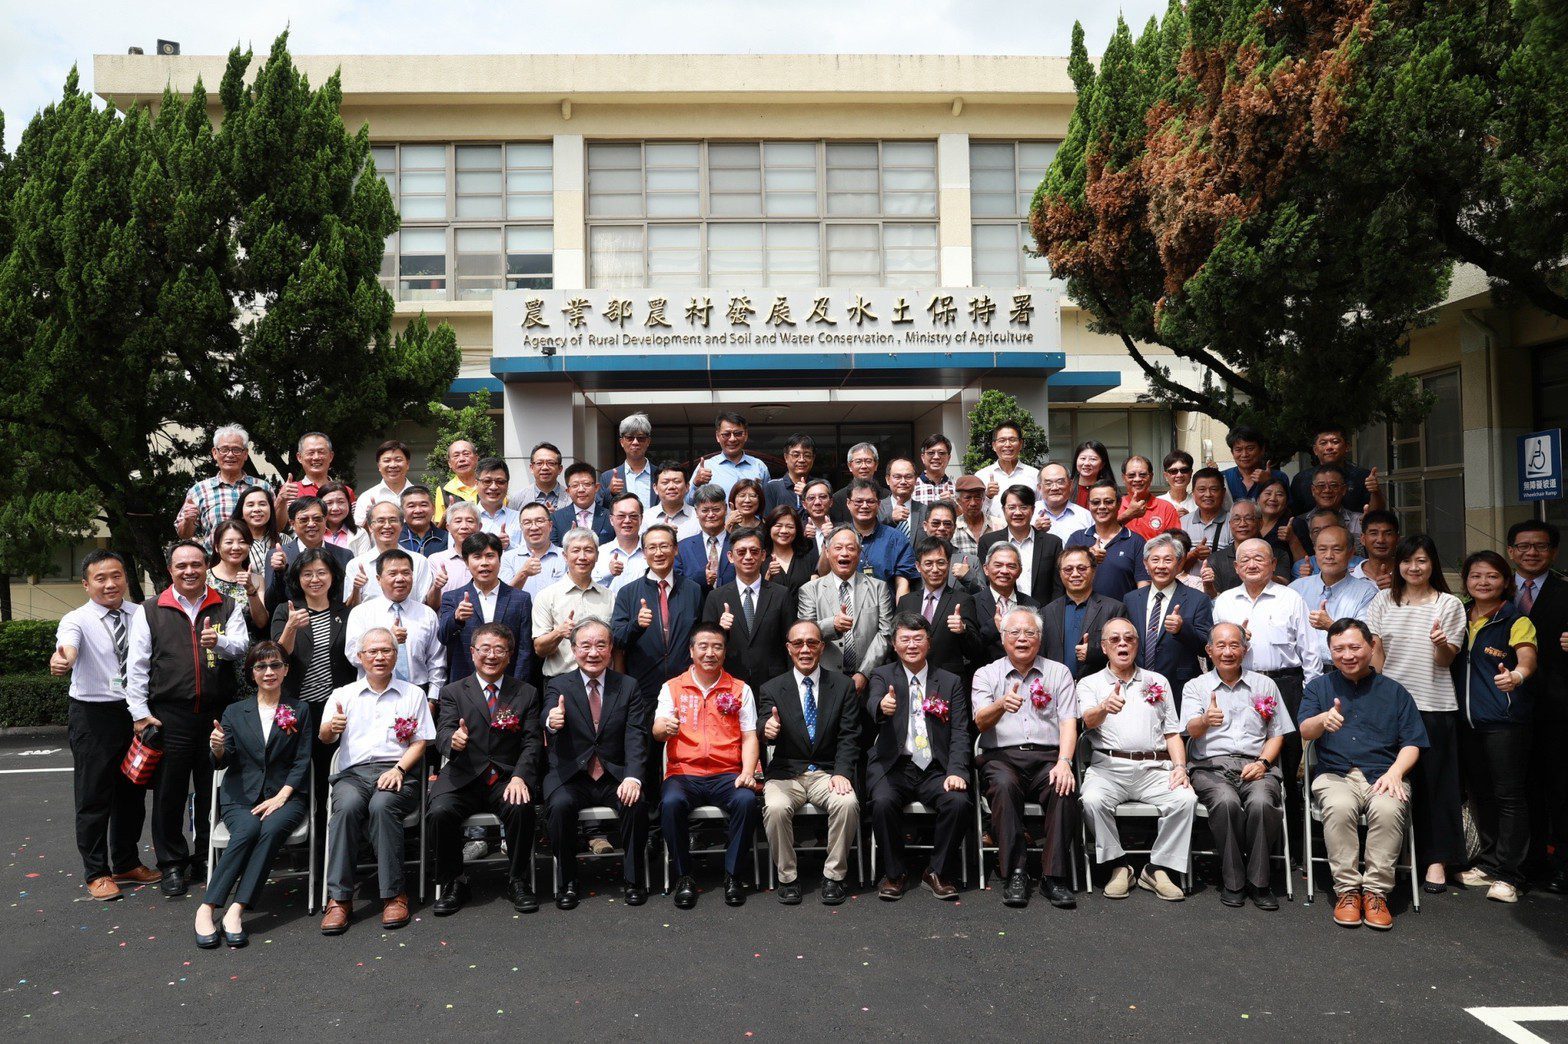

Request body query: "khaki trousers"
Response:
[763, 771, 860, 883]
[1311, 768, 1409, 897]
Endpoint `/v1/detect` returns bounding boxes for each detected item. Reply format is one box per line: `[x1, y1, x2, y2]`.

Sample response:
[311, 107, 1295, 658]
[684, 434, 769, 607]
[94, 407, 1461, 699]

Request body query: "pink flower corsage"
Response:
[1253, 694, 1277, 723]
[491, 709, 520, 732]
[921, 695, 950, 723]
[715, 691, 742, 717]
[392, 716, 419, 745]
[1143, 681, 1167, 706]
[273, 704, 299, 735]
[1028, 678, 1052, 711]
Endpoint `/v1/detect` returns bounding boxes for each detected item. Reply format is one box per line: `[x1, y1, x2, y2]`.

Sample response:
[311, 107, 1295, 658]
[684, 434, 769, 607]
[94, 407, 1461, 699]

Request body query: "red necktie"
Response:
[484, 682, 499, 785]
[658, 579, 671, 643]
[1520, 579, 1536, 613]
[587, 677, 604, 780]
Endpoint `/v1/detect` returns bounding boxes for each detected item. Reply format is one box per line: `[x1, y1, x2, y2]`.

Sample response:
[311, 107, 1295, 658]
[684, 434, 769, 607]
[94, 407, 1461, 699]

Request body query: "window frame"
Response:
[968, 139, 1062, 289]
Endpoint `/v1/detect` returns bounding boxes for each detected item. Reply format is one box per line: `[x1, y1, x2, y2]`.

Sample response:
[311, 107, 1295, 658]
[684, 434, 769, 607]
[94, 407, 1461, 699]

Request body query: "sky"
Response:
[0, 0, 1173, 150]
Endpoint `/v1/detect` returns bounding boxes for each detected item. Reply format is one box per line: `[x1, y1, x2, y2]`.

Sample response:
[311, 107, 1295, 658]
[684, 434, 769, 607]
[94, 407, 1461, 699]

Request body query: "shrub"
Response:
[0, 619, 59, 675]
[0, 674, 69, 727]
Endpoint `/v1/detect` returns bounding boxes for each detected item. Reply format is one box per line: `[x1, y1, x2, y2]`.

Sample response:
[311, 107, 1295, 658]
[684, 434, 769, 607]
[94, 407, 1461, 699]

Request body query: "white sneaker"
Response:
[1487, 880, 1519, 904]
[1103, 865, 1133, 899]
[1459, 867, 1494, 887]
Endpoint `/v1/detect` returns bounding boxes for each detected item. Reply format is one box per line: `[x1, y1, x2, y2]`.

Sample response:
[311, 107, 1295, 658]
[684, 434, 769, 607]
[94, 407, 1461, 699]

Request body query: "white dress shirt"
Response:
[344, 547, 433, 606]
[1007, 530, 1037, 597]
[1144, 581, 1179, 637]
[124, 592, 248, 720]
[1077, 667, 1180, 752]
[1212, 582, 1324, 681]
[471, 582, 501, 623]
[594, 540, 648, 594]
[56, 600, 143, 702]
[327, 678, 436, 772]
[642, 504, 701, 543]
[344, 598, 446, 701]
[1034, 501, 1093, 544]
[791, 668, 824, 723]
[353, 479, 413, 527]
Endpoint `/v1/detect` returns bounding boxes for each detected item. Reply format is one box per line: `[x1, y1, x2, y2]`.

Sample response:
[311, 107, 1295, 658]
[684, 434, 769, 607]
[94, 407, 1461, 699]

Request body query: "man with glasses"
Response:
[843, 478, 917, 601]
[832, 443, 887, 523]
[923, 501, 982, 594]
[703, 527, 796, 685]
[345, 550, 446, 704]
[1032, 463, 1092, 544]
[675, 485, 735, 593]
[1119, 456, 1183, 541]
[600, 412, 656, 509]
[1202, 500, 1287, 597]
[1040, 546, 1129, 680]
[1287, 464, 1363, 564]
[1124, 533, 1214, 701]
[881, 458, 927, 538]
[594, 494, 648, 595]
[913, 434, 958, 506]
[1065, 482, 1149, 601]
[643, 461, 700, 542]
[1290, 425, 1383, 517]
[801, 479, 837, 553]
[175, 424, 271, 549]
[532, 530, 616, 680]
[268, 497, 353, 608]
[764, 433, 818, 515]
[972, 607, 1079, 909]
[798, 526, 893, 697]
[975, 422, 1040, 508]
[277, 432, 354, 520]
[510, 442, 567, 514]
[894, 536, 981, 680]
[503, 502, 567, 597]
[474, 458, 521, 545]
[689, 412, 769, 501]
[345, 502, 438, 609]
[979, 485, 1063, 603]
[552, 463, 614, 546]
[975, 544, 1040, 665]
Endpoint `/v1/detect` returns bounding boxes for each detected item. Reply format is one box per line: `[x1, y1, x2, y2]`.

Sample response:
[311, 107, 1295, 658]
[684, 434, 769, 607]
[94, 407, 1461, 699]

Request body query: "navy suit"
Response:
[1122, 583, 1214, 698]
[551, 503, 613, 546]
[437, 581, 534, 682]
[674, 530, 735, 592]
[763, 475, 810, 515]
[611, 574, 702, 709]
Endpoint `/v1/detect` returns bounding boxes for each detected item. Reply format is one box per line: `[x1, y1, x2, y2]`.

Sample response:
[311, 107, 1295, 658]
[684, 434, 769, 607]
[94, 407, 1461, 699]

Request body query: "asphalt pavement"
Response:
[2, 733, 1565, 1042]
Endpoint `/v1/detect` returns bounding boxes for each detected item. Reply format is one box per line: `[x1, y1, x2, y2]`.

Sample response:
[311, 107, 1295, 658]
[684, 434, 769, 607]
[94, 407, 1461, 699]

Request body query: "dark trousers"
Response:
[869, 757, 972, 881]
[1413, 710, 1464, 867]
[148, 700, 214, 873]
[1526, 712, 1568, 875]
[979, 746, 1076, 878]
[1461, 723, 1531, 887]
[1190, 756, 1283, 891]
[429, 775, 536, 885]
[68, 700, 147, 880]
[327, 761, 421, 900]
[205, 795, 308, 907]
[1266, 668, 1305, 853]
[544, 776, 648, 886]
[661, 773, 760, 878]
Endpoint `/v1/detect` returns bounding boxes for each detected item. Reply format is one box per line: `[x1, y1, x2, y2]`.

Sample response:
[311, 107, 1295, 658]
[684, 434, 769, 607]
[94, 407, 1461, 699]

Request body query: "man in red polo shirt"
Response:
[1119, 455, 1182, 540]
[652, 623, 762, 910]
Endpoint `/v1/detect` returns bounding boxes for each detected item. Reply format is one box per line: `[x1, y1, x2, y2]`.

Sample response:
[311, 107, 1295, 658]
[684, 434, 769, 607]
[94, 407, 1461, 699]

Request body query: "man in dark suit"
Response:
[437, 533, 534, 682]
[894, 536, 980, 680]
[763, 433, 817, 515]
[702, 527, 795, 686]
[1123, 533, 1214, 701]
[612, 525, 701, 711]
[865, 613, 972, 899]
[879, 457, 929, 538]
[673, 485, 735, 592]
[830, 442, 888, 523]
[974, 543, 1040, 665]
[265, 496, 353, 608]
[1507, 520, 1568, 891]
[551, 463, 614, 545]
[977, 485, 1063, 605]
[757, 620, 862, 906]
[540, 620, 650, 908]
[429, 624, 543, 916]
[1041, 546, 1129, 679]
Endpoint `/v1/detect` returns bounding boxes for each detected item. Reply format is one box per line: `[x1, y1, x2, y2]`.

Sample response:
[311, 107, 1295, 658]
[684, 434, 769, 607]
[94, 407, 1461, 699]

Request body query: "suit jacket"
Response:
[437, 581, 534, 682]
[894, 586, 981, 679]
[797, 571, 892, 676]
[551, 503, 614, 546]
[216, 696, 313, 807]
[877, 496, 929, 534]
[541, 669, 646, 796]
[862, 662, 970, 788]
[266, 538, 354, 607]
[757, 670, 861, 780]
[1526, 571, 1568, 717]
[1040, 593, 1128, 679]
[269, 601, 356, 701]
[431, 674, 542, 797]
[763, 475, 812, 516]
[974, 587, 1041, 665]
[1123, 584, 1214, 693]
[702, 579, 796, 686]
[977, 529, 1065, 606]
[674, 530, 736, 592]
[611, 573, 702, 704]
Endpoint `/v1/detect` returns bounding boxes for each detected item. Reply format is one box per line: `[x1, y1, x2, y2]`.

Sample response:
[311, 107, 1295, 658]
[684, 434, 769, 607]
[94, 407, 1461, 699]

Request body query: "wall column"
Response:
[553, 134, 586, 290]
[937, 132, 971, 287]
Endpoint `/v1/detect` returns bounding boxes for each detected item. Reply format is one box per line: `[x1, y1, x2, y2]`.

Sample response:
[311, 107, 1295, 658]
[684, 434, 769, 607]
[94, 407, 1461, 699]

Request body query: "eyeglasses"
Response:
[1164, 466, 1191, 475]
[252, 661, 285, 673]
[732, 547, 763, 557]
[1510, 542, 1551, 552]
[478, 477, 507, 487]
[1002, 628, 1040, 639]
[1103, 635, 1137, 645]
[1060, 564, 1092, 574]
[214, 447, 246, 456]
[621, 434, 649, 442]
[786, 639, 824, 649]
[532, 458, 562, 468]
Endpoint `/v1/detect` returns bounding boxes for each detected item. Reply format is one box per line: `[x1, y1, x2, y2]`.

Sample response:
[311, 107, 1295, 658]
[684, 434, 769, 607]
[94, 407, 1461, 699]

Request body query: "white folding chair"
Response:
[972, 737, 1075, 891]
[205, 766, 317, 913]
[662, 805, 763, 892]
[1301, 741, 1420, 911]
[554, 806, 650, 893]
[320, 747, 428, 908]
[451, 812, 537, 892]
[1078, 740, 1190, 892]
[766, 801, 866, 888]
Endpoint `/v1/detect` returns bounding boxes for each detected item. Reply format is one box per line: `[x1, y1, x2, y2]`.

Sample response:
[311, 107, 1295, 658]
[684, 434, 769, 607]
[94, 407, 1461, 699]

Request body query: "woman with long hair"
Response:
[1066, 440, 1116, 509]
[1255, 477, 1294, 570]
[230, 487, 281, 577]
[763, 504, 818, 593]
[1363, 534, 1466, 892]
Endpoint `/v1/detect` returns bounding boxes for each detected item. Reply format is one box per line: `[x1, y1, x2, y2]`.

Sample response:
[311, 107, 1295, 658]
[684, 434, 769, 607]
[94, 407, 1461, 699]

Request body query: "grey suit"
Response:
[797, 572, 893, 677]
[877, 497, 928, 537]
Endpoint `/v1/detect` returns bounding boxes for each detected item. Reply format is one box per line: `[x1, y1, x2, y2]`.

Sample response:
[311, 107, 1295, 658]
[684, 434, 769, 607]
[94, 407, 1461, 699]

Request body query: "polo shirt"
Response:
[1121, 494, 1183, 541]
[1065, 528, 1149, 600]
[1299, 669, 1429, 783]
[1291, 461, 1374, 516]
[1221, 466, 1288, 503]
[399, 526, 450, 557]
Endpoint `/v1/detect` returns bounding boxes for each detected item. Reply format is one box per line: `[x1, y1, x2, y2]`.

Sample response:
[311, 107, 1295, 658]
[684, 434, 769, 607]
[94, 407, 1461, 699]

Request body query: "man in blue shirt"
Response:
[1299, 618, 1428, 931]
[688, 412, 770, 502]
[1219, 425, 1288, 503]
[1065, 482, 1148, 601]
[1289, 525, 1377, 663]
[843, 479, 917, 600]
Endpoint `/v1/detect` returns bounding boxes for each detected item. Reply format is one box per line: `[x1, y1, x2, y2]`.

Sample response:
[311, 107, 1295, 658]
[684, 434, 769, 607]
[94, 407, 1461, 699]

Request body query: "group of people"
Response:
[50, 414, 1567, 946]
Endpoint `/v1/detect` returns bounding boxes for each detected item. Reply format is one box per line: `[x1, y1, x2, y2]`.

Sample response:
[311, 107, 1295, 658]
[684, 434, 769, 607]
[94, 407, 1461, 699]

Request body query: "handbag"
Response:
[121, 724, 164, 786]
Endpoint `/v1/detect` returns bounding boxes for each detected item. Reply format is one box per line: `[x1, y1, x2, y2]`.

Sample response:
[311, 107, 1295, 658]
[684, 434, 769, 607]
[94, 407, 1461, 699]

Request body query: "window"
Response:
[970, 141, 1061, 288]
[586, 140, 939, 288]
[372, 142, 554, 300]
[1048, 409, 1174, 481]
[1360, 369, 1465, 558]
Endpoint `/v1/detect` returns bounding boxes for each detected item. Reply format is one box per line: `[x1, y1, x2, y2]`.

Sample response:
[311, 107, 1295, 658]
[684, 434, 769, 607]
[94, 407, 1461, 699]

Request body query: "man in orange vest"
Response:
[651, 623, 762, 910]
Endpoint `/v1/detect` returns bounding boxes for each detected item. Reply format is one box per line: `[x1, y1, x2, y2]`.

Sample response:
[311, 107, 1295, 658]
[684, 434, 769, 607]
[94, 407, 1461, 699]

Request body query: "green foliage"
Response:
[0, 491, 97, 579]
[962, 390, 1050, 474]
[0, 674, 70, 727]
[0, 620, 58, 675]
[424, 390, 500, 486]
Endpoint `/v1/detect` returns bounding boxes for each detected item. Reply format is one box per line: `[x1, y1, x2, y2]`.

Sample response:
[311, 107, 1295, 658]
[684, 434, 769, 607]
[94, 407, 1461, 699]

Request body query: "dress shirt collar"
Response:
[578, 668, 606, 691]
[792, 668, 821, 691]
[906, 665, 929, 692]
[738, 576, 761, 599]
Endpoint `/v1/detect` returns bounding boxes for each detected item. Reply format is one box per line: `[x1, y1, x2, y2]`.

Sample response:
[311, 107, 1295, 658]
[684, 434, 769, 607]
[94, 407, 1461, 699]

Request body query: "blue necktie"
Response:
[1145, 590, 1163, 664]
[803, 677, 818, 772]
[391, 602, 412, 682]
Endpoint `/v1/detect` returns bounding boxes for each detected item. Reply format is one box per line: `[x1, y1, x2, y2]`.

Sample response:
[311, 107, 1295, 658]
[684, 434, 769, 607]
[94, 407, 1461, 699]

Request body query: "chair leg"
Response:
[1280, 801, 1294, 902]
[1407, 822, 1421, 913]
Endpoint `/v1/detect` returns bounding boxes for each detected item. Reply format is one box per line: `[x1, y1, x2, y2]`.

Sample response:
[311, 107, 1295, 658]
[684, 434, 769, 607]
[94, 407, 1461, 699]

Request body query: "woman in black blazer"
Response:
[196, 642, 312, 948]
[763, 505, 820, 594]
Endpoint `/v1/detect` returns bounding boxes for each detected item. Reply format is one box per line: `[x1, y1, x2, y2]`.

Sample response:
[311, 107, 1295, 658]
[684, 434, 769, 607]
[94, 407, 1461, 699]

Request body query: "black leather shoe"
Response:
[820, 878, 847, 905]
[673, 875, 698, 910]
[1220, 888, 1246, 908]
[194, 928, 219, 949]
[433, 880, 469, 916]
[160, 869, 188, 900]
[223, 928, 248, 949]
[724, 874, 746, 907]
[1547, 870, 1568, 895]
[508, 879, 538, 914]
[777, 881, 803, 905]
[1250, 886, 1279, 911]
[624, 884, 647, 907]
[555, 880, 580, 911]
[189, 863, 207, 886]
[1041, 876, 1077, 909]
[1002, 869, 1030, 908]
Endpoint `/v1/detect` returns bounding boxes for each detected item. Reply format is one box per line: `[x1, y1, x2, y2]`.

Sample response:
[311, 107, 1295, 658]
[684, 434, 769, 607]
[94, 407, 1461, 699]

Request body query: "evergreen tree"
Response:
[424, 390, 501, 487]
[962, 390, 1050, 474]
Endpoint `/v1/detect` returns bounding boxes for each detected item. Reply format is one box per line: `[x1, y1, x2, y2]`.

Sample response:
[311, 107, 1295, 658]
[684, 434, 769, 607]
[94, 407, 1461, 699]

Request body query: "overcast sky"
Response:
[1, 0, 1172, 150]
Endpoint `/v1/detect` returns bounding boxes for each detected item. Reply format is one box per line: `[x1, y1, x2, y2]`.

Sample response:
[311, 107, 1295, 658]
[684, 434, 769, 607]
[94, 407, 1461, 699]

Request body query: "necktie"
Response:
[910, 676, 932, 770]
[586, 677, 604, 780]
[706, 534, 718, 565]
[742, 585, 755, 631]
[803, 677, 818, 743]
[922, 590, 937, 623]
[839, 580, 857, 672]
[391, 602, 411, 682]
[1520, 579, 1536, 613]
[1146, 590, 1164, 660]
[897, 506, 911, 538]
[578, 508, 590, 528]
[658, 579, 671, 643]
[107, 608, 128, 679]
[484, 682, 500, 785]
[998, 595, 1012, 618]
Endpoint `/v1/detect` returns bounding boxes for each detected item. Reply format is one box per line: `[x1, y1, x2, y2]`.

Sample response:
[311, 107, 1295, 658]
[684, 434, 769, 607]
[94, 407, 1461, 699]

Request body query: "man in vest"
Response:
[651, 623, 762, 910]
[125, 540, 249, 897]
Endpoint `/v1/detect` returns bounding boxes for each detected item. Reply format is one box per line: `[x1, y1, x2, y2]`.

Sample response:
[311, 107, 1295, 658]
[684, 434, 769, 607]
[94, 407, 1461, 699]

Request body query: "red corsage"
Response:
[1143, 682, 1167, 706]
[273, 704, 299, 735]
[393, 715, 419, 745]
[1253, 694, 1277, 723]
[715, 692, 742, 717]
[491, 709, 520, 732]
[1028, 678, 1052, 711]
[921, 695, 950, 722]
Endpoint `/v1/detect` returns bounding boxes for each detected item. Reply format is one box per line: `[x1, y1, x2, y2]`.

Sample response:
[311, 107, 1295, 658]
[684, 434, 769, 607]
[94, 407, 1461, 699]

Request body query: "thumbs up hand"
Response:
[1495, 664, 1523, 692]
[1365, 466, 1381, 495]
[834, 603, 854, 635]
[763, 706, 782, 740]
[947, 604, 965, 634]
[209, 718, 226, 757]
[1002, 683, 1024, 714]
[499, 523, 511, 550]
[1297, 557, 1313, 578]
[451, 716, 470, 752]
[637, 598, 654, 628]
[718, 602, 734, 631]
[1323, 697, 1345, 732]
[879, 685, 898, 717]
[1163, 602, 1183, 634]
[199, 620, 218, 649]
[1075, 631, 1089, 663]
[430, 562, 448, 592]
[328, 701, 347, 736]
[1103, 681, 1126, 715]
[286, 600, 310, 633]
[547, 695, 566, 732]
[1429, 617, 1448, 650]
[352, 564, 369, 593]
[1204, 692, 1224, 728]
[270, 543, 286, 571]
[1309, 598, 1332, 631]
[455, 590, 474, 622]
[49, 644, 71, 676]
[610, 472, 625, 495]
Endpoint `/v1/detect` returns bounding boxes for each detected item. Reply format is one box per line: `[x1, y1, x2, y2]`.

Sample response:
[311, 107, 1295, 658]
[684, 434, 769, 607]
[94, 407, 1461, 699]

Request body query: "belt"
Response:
[1104, 749, 1163, 762]
[1261, 667, 1304, 679]
[1005, 743, 1058, 753]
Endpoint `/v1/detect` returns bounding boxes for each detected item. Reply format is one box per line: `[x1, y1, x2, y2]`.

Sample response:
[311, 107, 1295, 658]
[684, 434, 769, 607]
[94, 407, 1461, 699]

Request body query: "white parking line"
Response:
[0, 767, 72, 774]
[1468, 1007, 1568, 1043]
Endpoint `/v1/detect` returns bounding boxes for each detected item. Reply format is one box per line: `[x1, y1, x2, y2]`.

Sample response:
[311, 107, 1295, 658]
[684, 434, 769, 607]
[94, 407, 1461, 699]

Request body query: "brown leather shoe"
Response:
[876, 874, 907, 901]
[1333, 890, 1363, 927]
[86, 876, 122, 901]
[320, 899, 351, 935]
[1362, 892, 1393, 930]
[381, 893, 411, 929]
[922, 868, 959, 900]
[112, 865, 163, 886]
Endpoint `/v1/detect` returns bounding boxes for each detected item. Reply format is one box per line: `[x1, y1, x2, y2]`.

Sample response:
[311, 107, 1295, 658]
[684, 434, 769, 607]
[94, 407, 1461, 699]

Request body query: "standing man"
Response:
[865, 613, 972, 900]
[975, 421, 1040, 513]
[1066, 482, 1149, 601]
[174, 424, 271, 549]
[973, 544, 1039, 666]
[475, 457, 522, 540]
[1290, 525, 1379, 666]
[1290, 425, 1384, 516]
[831, 443, 886, 523]
[52, 551, 158, 900]
[674, 485, 735, 592]
[594, 494, 648, 595]
[1354, 510, 1400, 589]
[1040, 547, 1129, 680]
[1287, 465, 1365, 563]
[844, 478, 918, 600]
[1118, 455, 1182, 540]
[1123, 533, 1214, 701]
[797, 526, 893, 697]
[764, 434, 817, 515]
[433, 439, 480, 526]
[644, 462, 700, 542]
[978, 485, 1064, 604]
[268, 497, 354, 608]
[600, 412, 656, 509]
[702, 527, 796, 686]
[971, 608, 1080, 908]
[895, 536, 981, 680]
[552, 463, 614, 546]
[1033, 463, 1093, 544]
[1202, 500, 1288, 596]
[912, 434, 957, 506]
[923, 502, 982, 593]
[612, 524, 701, 717]
[125, 540, 249, 897]
[951, 476, 991, 564]
[1182, 467, 1232, 557]
[398, 485, 450, 559]
[1219, 425, 1287, 503]
[438, 532, 533, 682]
[353, 440, 415, 526]
[345, 550, 447, 705]
[503, 502, 566, 597]
[757, 621, 863, 906]
[511, 443, 567, 514]
[531, 530, 616, 680]
[344, 502, 436, 609]
[688, 412, 769, 501]
[880, 458, 928, 539]
[276, 432, 353, 521]
[1183, 623, 1294, 910]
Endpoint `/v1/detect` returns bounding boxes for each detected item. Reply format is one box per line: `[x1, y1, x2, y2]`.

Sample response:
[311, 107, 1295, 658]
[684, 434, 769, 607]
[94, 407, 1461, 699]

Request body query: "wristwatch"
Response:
[1255, 755, 1273, 768]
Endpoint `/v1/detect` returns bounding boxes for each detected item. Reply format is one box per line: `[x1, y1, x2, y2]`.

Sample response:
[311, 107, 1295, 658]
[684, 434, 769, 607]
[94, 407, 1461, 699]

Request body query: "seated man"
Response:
[1078, 618, 1196, 902]
[758, 621, 862, 906]
[865, 613, 973, 901]
[318, 627, 435, 935]
[651, 624, 762, 910]
[541, 620, 650, 908]
[429, 624, 543, 917]
[1299, 619, 1428, 931]
[1182, 623, 1295, 911]
[972, 608, 1079, 909]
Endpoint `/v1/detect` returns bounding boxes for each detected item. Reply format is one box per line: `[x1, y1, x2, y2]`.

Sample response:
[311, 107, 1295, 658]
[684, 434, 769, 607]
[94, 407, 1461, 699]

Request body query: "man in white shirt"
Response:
[345, 501, 436, 609]
[1078, 617, 1196, 902]
[345, 550, 446, 704]
[1033, 463, 1093, 544]
[318, 627, 435, 935]
[595, 493, 648, 594]
[51, 550, 156, 900]
[643, 462, 701, 542]
[428, 501, 480, 593]
[503, 502, 567, 596]
[475, 457, 522, 544]
[352, 439, 414, 527]
[976, 421, 1040, 516]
